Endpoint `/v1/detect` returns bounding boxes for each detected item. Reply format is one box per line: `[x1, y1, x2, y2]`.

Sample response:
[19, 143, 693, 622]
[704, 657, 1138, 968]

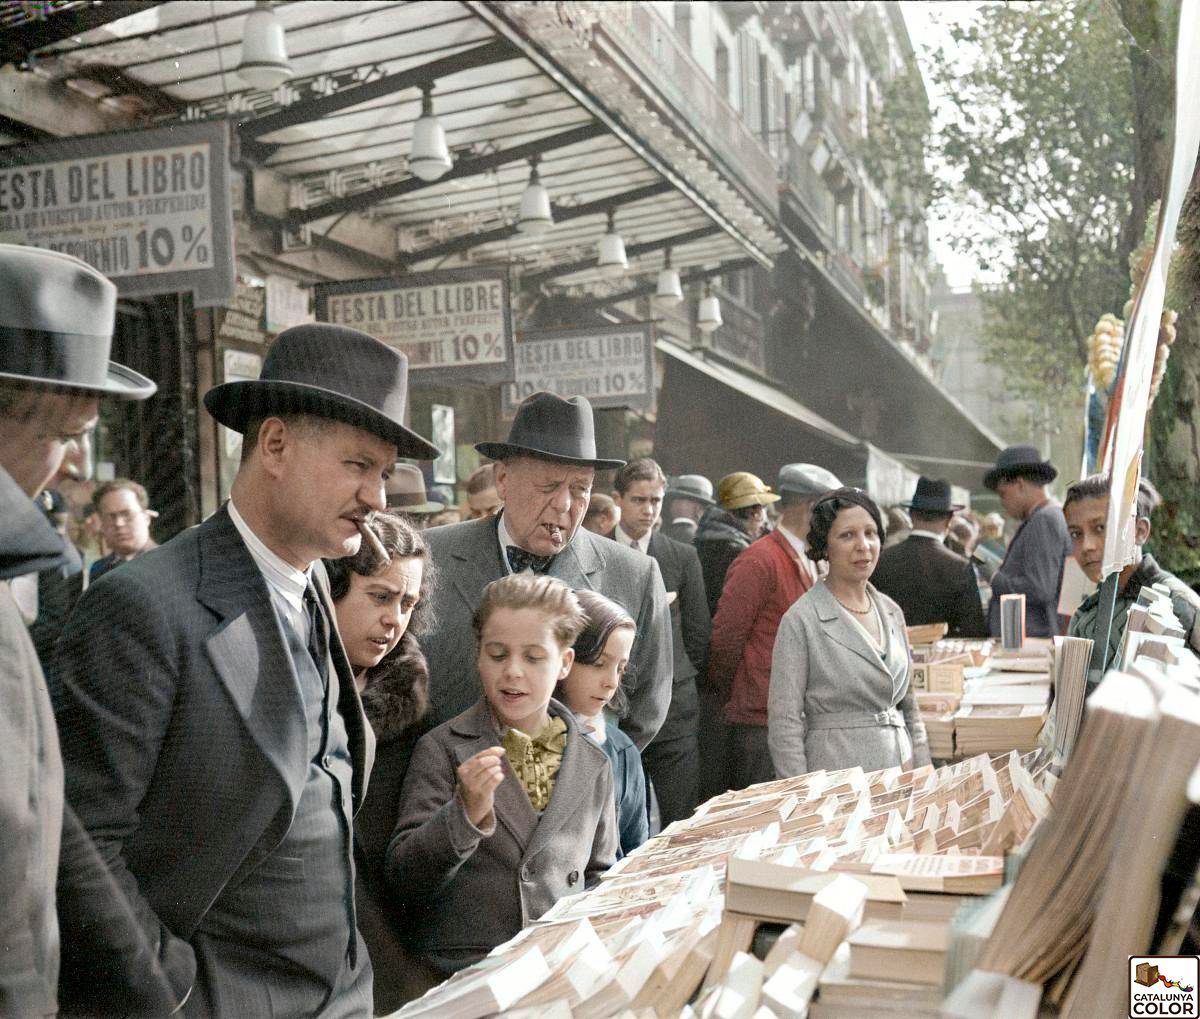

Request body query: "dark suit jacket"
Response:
[611, 529, 710, 744]
[871, 534, 987, 638]
[423, 517, 672, 750]
[54, 507, 375, 1013]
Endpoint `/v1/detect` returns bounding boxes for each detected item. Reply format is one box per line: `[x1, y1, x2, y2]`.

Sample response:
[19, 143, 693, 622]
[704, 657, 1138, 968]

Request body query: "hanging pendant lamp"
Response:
[654, 249, 683, 309]
[697, 283, 723, 334]
[409, 86, 453, 182]
[237, 1, 293, 89]
[597, 209, 628, 278]
[517, 157, 553, 235]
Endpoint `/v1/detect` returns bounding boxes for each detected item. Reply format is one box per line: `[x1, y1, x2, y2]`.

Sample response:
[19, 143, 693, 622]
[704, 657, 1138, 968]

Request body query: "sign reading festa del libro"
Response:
[503, 322, 656, 415]
[0, 121, 234, 307]
[314, 268, 514, 384]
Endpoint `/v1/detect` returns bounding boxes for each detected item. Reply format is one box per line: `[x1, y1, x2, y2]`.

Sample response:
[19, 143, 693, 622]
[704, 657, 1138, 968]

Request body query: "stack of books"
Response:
[1050, 634, 1093, 762]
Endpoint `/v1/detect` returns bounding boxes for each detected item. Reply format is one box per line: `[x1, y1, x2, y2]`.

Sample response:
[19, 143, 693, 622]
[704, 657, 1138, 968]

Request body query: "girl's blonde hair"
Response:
[473, 573, 586, 649]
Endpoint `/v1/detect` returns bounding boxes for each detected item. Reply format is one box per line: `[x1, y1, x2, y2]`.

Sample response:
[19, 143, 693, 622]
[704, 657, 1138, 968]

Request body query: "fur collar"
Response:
[359, 641, 430, 743]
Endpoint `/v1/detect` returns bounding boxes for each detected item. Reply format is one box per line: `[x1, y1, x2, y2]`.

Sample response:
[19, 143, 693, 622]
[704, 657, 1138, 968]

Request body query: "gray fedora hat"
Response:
[777, 463, 841, 498]
[476, 391, 625, 470]
[0, 244, 155, 399]
[204, 323, 439, 460]
[386, 463, 444, 514]
[666, 474, 715, 506]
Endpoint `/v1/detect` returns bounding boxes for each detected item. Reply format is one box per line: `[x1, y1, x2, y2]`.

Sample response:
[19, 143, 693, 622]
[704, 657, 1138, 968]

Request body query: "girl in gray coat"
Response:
[768, 488, 930, 778]
[386, 574, 617, 975]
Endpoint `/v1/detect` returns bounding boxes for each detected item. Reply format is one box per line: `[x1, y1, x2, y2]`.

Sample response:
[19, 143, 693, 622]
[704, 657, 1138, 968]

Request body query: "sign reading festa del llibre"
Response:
[314, 268, 515, 384]
[503, 322, 657, 414]
[0, 121, 234, 306]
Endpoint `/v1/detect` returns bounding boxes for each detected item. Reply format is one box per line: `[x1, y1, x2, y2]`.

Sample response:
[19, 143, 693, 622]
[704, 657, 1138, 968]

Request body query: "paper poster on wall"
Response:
[502, 322, 656, 415]
[0, 120, 235, 306]
[314, 267, 514, 384]
[218, 349, 262, 499]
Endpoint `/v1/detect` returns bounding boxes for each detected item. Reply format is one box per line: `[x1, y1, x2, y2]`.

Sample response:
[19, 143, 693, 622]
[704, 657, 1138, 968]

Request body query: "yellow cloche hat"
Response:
[717, 472, 781, 511]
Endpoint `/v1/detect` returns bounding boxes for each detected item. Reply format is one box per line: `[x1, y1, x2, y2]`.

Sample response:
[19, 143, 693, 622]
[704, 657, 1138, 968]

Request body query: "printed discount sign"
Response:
[503, 322, 656, 414]
[314, 267, 514, 384]
[0, 121, 234, 306]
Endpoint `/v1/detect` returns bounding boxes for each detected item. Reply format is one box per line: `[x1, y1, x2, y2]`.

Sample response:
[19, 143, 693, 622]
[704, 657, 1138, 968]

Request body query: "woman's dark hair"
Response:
[326, 511, 435, 638]
[557, 589, 636, 715]
[1064, 472, 1161, 522]
[806, 487, 886, 562]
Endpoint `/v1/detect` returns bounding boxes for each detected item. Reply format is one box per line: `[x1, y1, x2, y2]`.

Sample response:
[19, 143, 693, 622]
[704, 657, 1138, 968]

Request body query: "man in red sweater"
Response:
[707, 463, 841, 789]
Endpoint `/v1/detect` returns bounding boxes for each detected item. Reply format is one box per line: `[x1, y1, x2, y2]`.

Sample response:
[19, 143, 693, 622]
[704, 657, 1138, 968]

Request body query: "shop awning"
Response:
[657, 339, 861, 448]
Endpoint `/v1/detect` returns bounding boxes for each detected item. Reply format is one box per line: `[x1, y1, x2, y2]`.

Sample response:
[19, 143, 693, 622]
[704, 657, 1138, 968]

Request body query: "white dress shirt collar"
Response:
[614, 523, 651, 554]
[227, 498, 310, 624]
[908, 529, 946, 542]
[775, 523, 807, 560]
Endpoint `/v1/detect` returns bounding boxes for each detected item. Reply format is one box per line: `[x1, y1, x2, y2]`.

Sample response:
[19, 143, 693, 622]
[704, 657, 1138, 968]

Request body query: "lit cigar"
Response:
[357, 517, 390, 564]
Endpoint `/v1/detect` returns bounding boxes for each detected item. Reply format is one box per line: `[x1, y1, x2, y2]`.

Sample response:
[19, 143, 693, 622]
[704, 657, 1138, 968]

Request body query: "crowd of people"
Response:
[4, 242, 1200, 1017]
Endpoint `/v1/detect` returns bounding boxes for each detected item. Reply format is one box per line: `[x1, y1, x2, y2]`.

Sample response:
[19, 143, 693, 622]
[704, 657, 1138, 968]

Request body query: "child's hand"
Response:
[457, 746, 506, 828]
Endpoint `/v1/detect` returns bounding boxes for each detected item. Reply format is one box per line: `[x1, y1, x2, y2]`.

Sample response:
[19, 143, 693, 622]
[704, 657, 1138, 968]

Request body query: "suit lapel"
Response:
[546, 528, 603, 591]
[447, 516, 508, 616]
[811, 582, 891, 677]
[197, 508, 308, 810]
[449, 701, 538, 850]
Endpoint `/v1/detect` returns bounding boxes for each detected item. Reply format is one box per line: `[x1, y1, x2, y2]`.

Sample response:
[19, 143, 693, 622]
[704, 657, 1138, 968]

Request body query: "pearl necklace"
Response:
[833, 593, 872, 616]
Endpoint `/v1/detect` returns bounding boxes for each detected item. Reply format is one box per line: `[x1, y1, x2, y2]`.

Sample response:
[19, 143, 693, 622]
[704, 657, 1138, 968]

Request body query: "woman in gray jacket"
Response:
[768, 488, 930, 778]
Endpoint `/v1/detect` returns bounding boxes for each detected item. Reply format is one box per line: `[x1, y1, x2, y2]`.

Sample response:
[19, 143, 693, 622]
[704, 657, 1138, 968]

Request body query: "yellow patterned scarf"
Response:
[502, 716, 568, 811]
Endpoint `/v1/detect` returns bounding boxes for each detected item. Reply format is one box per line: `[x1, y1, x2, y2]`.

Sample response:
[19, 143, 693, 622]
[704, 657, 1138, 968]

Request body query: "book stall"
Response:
[389, 587, 1200, 1018]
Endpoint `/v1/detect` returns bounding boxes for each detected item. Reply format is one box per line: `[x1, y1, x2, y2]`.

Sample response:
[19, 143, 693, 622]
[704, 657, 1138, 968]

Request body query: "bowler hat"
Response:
[0, 244, 155, 399]
[984, 446, 1057, 490]
[386, 463, 444, 513]
[777, 463, 842, 499]
[476, 391, 625, 469]
[666, 474, 715, 506]
[902, 476, 963, 514]
[204, 323, 438, 459]
[718, 472, 781, 511]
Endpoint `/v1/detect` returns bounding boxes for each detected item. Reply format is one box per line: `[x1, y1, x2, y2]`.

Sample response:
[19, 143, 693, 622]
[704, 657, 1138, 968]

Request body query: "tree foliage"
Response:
[928, 0, 1137, 406]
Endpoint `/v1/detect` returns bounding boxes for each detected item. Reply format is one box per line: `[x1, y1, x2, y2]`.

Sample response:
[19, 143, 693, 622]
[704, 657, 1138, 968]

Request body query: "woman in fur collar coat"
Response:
[326, 512, 436, 1014]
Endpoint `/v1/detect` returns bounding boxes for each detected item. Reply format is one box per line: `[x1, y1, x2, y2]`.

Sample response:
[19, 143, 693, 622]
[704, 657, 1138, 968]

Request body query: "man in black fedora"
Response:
[55, 322, 438, 1016]
[983, 445, 1071, 638]
[871, 477, 987, 638]
[0, 244, 163, 1016]
[423, 391, 672, 750]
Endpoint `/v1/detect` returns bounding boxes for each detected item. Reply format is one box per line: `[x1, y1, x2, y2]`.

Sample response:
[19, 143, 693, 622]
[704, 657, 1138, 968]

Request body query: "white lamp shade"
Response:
[238, 5, 293, 89]
[654, 267, 683, 308]
[409, 113, 453, 181]
[517, 179, 553, 235]
[697, 293, 723, 333]
[598, 230, 627, 278]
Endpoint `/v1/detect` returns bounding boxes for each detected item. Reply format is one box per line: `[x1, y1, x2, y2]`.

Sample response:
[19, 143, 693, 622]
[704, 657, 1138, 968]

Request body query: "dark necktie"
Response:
[506, 545, 553, 574]
[303, 583, 329, 684]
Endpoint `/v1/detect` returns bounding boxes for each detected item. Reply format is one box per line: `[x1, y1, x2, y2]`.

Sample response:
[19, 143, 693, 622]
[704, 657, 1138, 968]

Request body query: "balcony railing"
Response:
[780, 136, 836, 243]
[592, 3, 780, 215]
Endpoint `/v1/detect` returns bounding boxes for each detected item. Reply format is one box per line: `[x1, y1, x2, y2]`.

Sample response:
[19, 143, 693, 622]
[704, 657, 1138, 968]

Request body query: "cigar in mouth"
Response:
[357, 518, 390, 564]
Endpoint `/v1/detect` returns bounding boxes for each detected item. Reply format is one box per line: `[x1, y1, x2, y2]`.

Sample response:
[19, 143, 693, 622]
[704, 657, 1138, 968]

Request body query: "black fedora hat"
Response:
[902, 476, 963, 514]
[476, 391, 625, 469]
[204, 323, 439, 459]
[984, 445, 1057, 490]
[0, 244, 155, 400]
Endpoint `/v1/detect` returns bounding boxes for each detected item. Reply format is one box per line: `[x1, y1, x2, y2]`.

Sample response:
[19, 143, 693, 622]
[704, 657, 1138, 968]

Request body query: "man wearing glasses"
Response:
[89, 478, 159, 581]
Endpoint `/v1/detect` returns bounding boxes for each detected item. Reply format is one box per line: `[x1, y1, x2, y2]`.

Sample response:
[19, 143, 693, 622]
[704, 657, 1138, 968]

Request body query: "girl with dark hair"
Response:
[557, 590, 649, 856]
[768, 487, 930, 778]
[325, 511, 434, 1014]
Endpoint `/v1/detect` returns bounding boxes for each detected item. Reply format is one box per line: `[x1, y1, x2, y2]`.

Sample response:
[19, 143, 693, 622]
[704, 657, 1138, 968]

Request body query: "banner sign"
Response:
[0, 120, 234, 306]
[502, 322, 656, 415]
[314, 267, 514, 384]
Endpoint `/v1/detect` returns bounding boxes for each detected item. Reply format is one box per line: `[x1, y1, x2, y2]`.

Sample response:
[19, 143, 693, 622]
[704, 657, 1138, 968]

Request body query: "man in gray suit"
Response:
[0, 245, 157, 1016]
[55, 324, 438, 1016]
[424, 392, 673, 750]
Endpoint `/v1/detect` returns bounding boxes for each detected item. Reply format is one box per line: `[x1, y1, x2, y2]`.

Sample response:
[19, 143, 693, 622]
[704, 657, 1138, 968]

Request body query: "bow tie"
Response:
[506, 545, 554, 574]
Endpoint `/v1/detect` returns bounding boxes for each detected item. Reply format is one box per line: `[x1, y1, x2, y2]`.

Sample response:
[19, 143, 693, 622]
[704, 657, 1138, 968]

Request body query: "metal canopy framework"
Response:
[16, 0, 782, 292]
